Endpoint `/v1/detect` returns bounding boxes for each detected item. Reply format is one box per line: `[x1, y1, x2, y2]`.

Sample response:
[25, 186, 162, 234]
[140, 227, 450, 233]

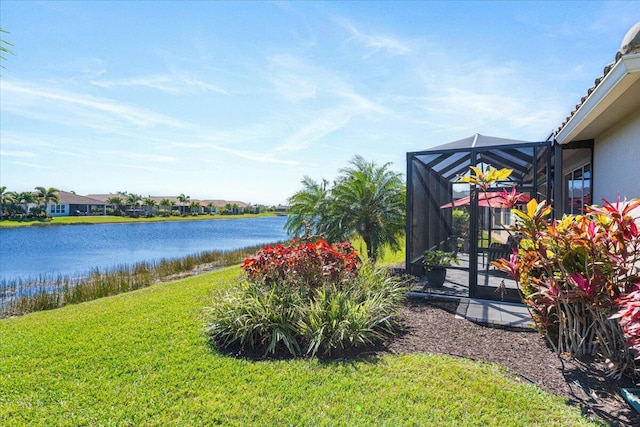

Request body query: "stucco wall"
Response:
[593, 110, 640, 203]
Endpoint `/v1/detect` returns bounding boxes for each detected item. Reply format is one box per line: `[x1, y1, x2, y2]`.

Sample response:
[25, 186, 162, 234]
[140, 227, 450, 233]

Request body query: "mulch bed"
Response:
[386, 296, 640, 427]
[215, 295, 639, 426]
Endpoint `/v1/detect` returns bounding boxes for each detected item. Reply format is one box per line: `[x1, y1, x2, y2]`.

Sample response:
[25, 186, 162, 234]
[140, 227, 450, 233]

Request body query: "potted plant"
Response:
[423, 249, 459, 288]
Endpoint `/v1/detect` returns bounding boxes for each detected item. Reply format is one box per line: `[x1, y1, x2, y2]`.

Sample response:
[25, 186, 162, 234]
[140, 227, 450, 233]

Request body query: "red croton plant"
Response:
[461, 166, 640, 377]
[241, 238, 362, 290]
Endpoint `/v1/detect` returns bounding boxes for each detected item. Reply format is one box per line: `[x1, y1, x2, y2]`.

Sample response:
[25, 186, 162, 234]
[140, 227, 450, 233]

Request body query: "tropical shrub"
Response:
[493, 197, 640, 377]
[300, 266, 405, 356]
[206, 281, 305, 356]
[459, 164, 640, 377]
[207, 240, 406, 357]
[612, 291, 640, 360]
[241, 239, 361, 291]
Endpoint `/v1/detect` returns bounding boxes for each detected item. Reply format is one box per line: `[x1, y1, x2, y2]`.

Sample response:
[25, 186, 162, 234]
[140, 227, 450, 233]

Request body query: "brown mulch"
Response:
[387, 297, 640, 427]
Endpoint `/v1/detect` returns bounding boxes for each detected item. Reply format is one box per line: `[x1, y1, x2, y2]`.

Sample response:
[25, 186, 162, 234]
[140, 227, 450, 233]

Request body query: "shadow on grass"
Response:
[206, 333, 391, 365]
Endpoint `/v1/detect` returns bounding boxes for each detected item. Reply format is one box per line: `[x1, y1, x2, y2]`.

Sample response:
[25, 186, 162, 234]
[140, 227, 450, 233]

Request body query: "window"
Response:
[492, 209, 511, 227]
[50, 204, 66, 214]
[565, 164, 591, 215]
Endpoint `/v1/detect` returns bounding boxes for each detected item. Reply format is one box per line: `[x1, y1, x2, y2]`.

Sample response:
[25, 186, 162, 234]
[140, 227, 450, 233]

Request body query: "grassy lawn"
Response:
[0, 266, 600, 426]
[0, 212, 280, 228]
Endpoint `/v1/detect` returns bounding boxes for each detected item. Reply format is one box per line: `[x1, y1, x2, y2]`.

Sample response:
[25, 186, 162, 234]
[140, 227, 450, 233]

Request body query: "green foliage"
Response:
[423, 250, 459, 271]
[301, 267, 405, 356]
[285, 155, 405, 264]
[0, 28, 13, 71]
[207, 243, 406, 357]
[452, 208, 470, 238]
[284, 177, 330, 238]
[206, 281, 304, 356]
[0, 268, 601, 426]
[494, 197, 640, 377]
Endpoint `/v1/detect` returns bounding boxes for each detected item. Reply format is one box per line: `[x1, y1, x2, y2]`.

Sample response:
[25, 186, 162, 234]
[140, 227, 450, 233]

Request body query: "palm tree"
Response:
[126, 193, 142, 215]
[34, 186, 60, 216]
[160, 198, 172, 215]
[328, 155, 405, 264]
[106, 196, 124, 216]
[285, 156, 405, 264]
[0, 186, 16, 218]
[189, 201, 201, 215]
[284, 177, 330, 238]
[144, 197, 157, 216]
[15, 191, 36, 216]
[206, 202, 216, 215]
[177, 194, 190, 215]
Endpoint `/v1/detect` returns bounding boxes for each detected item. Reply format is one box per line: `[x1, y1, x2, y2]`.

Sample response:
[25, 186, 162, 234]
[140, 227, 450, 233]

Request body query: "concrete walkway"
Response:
[406, 291, 534, 330]
[456, 297, 533, 329]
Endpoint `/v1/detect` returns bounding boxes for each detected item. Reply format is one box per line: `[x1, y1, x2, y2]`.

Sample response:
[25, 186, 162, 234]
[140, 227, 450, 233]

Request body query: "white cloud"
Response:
[101, 151, 176, 163]
[116, 163, 167, 173]
[8, 161, 54, 170]
[0, 150, 38, 158]
[339, 20, 411, 56]
[276, 107, 353, 152]
[2, 80, 187, 130]
[91, 73, 229, 95]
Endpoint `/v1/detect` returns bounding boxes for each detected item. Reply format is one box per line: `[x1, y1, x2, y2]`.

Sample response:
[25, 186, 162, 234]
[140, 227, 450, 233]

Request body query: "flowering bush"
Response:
[612, 290, 640, 360]
[241, 239, 361, 290]
[461, 164, 640, 377]
[207, 239, 405, 357]
[493, 195, 640, 376]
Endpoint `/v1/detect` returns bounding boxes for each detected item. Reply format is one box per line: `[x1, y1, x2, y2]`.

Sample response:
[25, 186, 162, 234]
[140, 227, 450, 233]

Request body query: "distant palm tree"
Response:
[16, 191, 37, 216]
[126, 193, 142, 215]
[189, 201, 201, 215]
[34, 186, 60, 216]
[284, 177, 330, 238]
[177, 194, 190, 215]
[106, 196, 124, 215]
[144, 197, 157, 216]
[160, 198, 172, 215]
[206, 202, 215, 215]
[0, 186, 16, 217]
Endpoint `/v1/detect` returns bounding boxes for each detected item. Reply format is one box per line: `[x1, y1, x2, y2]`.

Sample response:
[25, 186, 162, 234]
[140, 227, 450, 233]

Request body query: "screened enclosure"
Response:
[406, 134, 558, 302]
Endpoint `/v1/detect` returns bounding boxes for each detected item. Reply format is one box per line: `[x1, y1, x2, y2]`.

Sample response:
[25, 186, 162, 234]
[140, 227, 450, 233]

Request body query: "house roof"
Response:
[87, 194, 252, 208]
[555, 22, 640, 144]
[426, 133, 533, 151]
[56, 191, 106, 205]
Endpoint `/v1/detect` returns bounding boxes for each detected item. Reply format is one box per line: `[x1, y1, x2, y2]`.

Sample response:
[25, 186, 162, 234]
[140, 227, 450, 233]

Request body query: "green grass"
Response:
[0, 266, 601, 426]
[352, 236, 406, 267]
[0, 212, 280, 228]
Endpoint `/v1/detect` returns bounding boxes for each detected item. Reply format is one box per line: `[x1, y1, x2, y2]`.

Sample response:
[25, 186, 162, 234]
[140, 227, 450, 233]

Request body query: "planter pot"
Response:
[425, 267, 447, 288]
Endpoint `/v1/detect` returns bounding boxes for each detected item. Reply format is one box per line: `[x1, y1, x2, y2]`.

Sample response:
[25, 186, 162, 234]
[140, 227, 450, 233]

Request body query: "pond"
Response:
[0, 215, 288, 282]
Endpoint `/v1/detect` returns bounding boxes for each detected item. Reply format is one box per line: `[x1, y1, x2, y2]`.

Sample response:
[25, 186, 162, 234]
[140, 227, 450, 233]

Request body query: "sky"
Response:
[0, 1, 638, 205]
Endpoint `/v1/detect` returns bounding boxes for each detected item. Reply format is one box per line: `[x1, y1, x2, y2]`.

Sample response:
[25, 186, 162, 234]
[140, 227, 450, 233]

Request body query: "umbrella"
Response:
[440, 191, 530, 209]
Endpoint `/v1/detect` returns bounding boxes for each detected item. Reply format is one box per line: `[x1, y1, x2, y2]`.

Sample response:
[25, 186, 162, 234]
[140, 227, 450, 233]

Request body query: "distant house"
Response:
[49, 191, 107, 217]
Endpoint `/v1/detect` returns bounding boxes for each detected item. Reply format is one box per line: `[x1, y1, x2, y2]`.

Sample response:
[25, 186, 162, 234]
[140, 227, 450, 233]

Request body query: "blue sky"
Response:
[1, 1, 637, 204]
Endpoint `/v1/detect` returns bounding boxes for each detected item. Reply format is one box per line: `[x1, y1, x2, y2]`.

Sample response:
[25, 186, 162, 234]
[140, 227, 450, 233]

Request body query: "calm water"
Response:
[0, 216, 288, 282]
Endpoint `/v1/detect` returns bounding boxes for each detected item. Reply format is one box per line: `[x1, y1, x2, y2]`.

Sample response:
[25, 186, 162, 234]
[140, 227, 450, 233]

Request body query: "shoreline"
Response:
[0, 212, 285, 229]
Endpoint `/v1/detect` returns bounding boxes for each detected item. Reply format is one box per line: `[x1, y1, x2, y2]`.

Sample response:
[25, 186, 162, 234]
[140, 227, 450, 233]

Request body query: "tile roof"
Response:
[56, 190, 107, 205]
